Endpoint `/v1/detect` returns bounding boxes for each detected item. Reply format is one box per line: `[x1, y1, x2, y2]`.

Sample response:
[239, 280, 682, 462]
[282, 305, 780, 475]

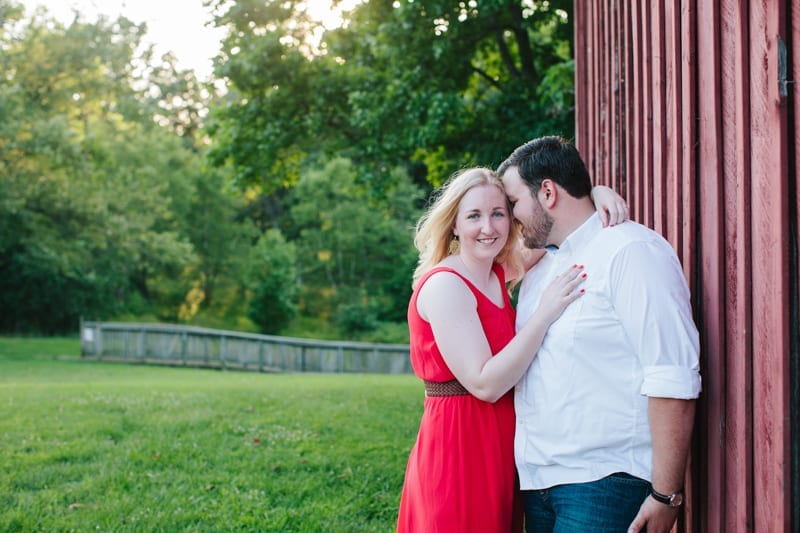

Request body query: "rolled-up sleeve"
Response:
[610, 239, 702, 399]
[641, 365, 702, 398]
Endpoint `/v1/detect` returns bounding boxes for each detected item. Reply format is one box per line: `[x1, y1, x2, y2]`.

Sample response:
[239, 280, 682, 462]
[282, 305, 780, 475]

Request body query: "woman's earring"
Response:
[449, 235, 460, 254]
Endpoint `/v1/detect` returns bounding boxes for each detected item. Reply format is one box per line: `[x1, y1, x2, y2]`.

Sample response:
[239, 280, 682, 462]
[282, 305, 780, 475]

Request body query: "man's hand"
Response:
[627, 496, 680, 533]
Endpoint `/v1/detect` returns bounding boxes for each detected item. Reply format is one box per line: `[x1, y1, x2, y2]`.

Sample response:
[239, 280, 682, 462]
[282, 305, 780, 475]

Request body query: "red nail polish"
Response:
[581, 273, 587, 278]
[580, 289, 585, 293]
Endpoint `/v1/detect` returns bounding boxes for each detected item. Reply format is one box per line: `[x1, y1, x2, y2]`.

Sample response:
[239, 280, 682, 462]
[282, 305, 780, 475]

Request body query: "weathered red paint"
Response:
[651, 0, 667, 237]
[721, 0, 755, 528]
[678, 2, 698, 528]
[795, 0, 800, 300]
[573, 0, 796, 530]
[695, 1, 728, 529]
[750, 2, 791, 530]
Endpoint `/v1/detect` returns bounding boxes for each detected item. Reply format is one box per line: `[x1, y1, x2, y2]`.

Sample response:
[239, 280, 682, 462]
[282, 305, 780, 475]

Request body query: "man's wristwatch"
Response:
[650, 487, 684, 507]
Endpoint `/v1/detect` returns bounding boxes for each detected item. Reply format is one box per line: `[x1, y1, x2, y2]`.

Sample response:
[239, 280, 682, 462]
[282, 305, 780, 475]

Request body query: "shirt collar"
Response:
[549, 213, 602, 255]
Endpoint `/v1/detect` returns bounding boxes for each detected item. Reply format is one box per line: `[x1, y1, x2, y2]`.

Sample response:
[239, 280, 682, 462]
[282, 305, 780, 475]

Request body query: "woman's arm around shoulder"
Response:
[591, 185, 629, 227]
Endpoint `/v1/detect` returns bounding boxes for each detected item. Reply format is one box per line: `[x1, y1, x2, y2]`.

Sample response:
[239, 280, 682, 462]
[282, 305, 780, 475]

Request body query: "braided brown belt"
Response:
[424, 379, 470, 397]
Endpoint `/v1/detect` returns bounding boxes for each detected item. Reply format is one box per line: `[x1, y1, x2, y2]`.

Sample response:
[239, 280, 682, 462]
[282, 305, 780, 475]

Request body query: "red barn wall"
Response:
[573, 1, 798, 531]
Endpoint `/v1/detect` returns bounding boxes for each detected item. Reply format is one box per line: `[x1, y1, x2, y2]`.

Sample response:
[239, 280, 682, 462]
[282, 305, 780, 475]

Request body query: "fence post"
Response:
[96, 325, 103, 359]
[79, 317, 85, 356]
[181, 331, 187, 366]
[221, 336, 227, 370]
[138, 329, 145, 363]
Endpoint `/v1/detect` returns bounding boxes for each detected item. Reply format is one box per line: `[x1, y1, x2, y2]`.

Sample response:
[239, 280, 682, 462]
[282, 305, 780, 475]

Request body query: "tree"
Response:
[285, 157, 421, 326]
[0, 5, 204, 332]
[176, 165, 259, 315]
[332, 0, 576, 182]
[205, 0, 575, 192]
[246, 229, 298, 333]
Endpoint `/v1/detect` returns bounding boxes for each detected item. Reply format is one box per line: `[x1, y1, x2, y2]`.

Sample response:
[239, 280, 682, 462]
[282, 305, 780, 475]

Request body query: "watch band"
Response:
[650, 487, 684, 507]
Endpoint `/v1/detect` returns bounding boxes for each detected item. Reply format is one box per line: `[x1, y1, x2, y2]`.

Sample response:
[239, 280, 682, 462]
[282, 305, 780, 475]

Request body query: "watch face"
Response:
[651, 488, 684, 507]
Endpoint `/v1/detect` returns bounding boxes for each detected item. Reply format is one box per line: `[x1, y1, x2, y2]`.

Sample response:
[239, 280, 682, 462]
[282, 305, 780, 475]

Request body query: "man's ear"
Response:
[539, 179, 558, 208]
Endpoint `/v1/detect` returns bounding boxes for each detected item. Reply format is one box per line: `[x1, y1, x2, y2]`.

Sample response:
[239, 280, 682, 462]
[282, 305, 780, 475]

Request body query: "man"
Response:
[497, 136, 701, 533]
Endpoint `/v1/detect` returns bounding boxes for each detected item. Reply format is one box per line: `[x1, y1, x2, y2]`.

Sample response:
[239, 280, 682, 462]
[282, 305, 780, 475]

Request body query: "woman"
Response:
[396, 167, 627, 532]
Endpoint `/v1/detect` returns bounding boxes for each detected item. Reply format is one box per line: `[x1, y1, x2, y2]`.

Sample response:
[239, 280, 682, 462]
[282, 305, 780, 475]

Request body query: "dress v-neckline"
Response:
[433, 266, 506, 309]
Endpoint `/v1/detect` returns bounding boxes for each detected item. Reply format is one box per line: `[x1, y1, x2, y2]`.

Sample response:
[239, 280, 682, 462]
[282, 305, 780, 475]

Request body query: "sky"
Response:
[18, 0, 225, 79]
[17, 1, 357, 80]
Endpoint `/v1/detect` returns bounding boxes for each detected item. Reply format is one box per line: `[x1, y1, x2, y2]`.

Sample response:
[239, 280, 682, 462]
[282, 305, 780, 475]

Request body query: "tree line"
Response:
[0, 0, 574, 341]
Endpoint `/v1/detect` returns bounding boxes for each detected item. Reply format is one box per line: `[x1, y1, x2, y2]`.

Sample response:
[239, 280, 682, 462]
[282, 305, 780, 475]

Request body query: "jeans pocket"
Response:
[606, 472, 650, 488]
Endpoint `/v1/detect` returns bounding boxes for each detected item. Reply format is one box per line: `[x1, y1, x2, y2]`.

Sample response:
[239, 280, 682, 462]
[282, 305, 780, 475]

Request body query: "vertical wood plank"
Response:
[696, 0, 726, 530]
[680, 0, 696, 284]
[789, 3, 800, 258]
[630, 1, 645, 224]
[678, 3, 698, 526]
[793, 7, 800, 529]
[588, 0, 598, 167]
[664, 0, 682, 257]
[795, 0, 800, 285]
[650, 0, 667, 236]
[749, 0, 791, 529]
[642, 3, 654, 228]
[622, 0, 634, 210]
[610, 0, 620, 191]
[574, 1, 588, 153]
[588, 0, 597, 166]
[582, 2, 599, 167]
[600, 0, 611, 182]
[720, 1, 754, 530]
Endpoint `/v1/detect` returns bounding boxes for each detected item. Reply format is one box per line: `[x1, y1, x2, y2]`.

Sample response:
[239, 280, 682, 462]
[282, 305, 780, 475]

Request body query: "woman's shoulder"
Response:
[418, 259, 466, 289]
[416, 264, 477, 321]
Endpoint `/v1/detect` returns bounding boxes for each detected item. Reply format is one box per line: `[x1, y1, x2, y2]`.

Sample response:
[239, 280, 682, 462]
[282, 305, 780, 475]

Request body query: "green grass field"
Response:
[0, 337, 422, 532]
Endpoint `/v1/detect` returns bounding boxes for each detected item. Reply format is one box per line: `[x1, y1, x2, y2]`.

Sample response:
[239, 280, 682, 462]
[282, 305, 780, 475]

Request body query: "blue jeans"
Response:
[523, 472, 650, 533]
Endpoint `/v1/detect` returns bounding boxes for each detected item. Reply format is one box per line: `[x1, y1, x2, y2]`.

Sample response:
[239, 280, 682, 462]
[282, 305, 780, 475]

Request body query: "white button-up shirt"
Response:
[514, 213, 701, 490]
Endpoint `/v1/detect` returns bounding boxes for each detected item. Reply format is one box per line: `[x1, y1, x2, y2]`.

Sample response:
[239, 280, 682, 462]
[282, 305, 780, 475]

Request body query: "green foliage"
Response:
[246, 229, 298, 333]
[336, 296, 380, 335]
[1, 0, 577, 338]
[286, 158, 421, 328]
[279, 316, 342, 341]
[358, 321, 411, 345]
[0, 351, 421, 531]
[207, 0, 576, 192]
[0, 5, 253, 334]
[179, 167, 258, 311]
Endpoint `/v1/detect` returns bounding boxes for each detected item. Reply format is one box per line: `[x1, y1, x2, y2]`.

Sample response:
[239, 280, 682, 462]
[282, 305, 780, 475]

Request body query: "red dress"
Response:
[397, 264, 523, 533]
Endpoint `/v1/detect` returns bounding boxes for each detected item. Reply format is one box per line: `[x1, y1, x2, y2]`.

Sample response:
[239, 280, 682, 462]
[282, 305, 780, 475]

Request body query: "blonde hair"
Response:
[412, 167, 523, 288]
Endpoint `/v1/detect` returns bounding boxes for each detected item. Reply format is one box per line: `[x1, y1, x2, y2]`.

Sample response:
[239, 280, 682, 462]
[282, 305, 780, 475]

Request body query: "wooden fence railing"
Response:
[80, 321, 412, 374]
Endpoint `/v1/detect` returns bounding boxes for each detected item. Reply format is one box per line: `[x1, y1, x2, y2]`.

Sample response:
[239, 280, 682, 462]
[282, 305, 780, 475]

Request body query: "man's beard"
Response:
[521, 206, 554, 249]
